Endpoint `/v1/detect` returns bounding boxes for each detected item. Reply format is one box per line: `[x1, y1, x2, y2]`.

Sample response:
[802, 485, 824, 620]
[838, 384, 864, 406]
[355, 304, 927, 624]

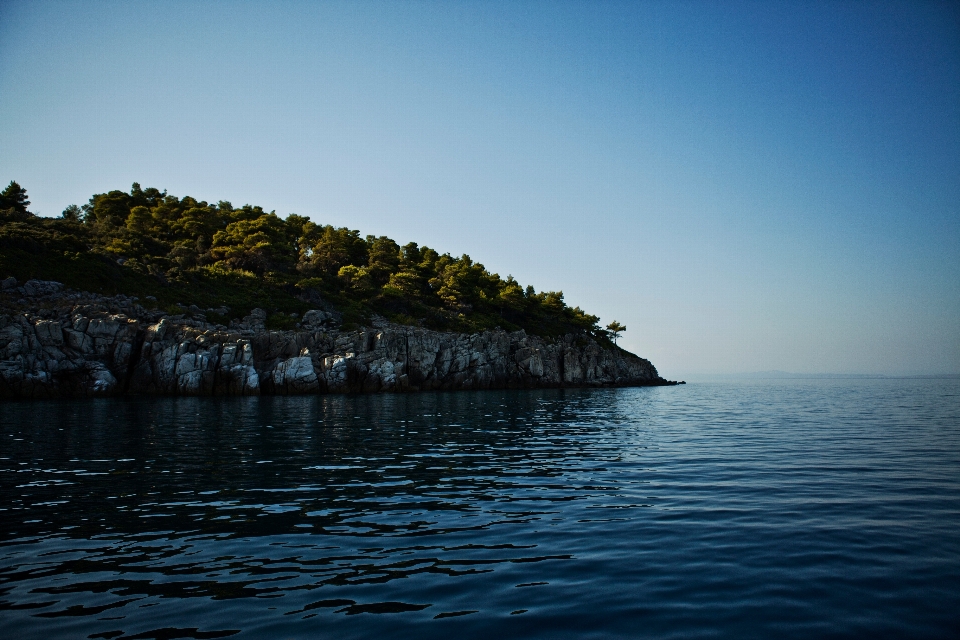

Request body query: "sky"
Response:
[1, 0, 958, 378]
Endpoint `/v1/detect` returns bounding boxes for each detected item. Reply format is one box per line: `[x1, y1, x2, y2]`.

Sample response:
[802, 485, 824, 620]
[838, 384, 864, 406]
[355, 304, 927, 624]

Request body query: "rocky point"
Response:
[0, 278, 676, 399]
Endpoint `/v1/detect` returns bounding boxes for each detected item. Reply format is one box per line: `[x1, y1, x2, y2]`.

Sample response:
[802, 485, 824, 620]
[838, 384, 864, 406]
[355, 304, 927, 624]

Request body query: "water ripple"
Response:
[1, 380, 959, 638]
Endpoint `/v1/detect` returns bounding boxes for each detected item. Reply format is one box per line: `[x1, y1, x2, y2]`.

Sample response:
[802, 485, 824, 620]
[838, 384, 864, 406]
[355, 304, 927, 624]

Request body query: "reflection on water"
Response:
[1, 382, 959, 638]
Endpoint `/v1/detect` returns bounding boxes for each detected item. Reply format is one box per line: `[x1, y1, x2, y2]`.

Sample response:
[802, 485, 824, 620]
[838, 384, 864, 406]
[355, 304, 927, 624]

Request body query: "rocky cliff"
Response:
[0, 279, 676, 399]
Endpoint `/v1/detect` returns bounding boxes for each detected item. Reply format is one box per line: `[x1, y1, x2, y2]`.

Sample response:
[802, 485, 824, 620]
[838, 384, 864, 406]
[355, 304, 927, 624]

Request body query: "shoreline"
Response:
[1, 279, 680, 400]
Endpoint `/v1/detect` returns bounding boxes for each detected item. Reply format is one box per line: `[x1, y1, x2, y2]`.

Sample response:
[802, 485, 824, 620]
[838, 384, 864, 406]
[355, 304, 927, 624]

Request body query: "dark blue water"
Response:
[1, 380, 959, 639]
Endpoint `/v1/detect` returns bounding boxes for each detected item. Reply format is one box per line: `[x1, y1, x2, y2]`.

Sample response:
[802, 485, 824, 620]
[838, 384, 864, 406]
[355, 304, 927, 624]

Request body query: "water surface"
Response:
[2, 380, 959, 638]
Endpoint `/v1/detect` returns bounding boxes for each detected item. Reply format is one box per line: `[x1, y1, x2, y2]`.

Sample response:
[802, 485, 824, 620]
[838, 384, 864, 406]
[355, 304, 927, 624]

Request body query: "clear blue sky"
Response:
[2, 0, 958, 377]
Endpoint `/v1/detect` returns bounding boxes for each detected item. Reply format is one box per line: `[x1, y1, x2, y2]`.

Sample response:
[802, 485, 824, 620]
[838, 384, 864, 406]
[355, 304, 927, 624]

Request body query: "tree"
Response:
[337, 264, 374, 292]
[0, 180, 30, 215]
[209, 213, 295, 274]
[497, 276, 525, 315]
[366, 235, 401, 285]
[297, 225, 368, 277]
[61, 204, 83, 221]
[88, 189, 133, 227]
[125, 206, 152, 233]
[606, 320, 626, 344]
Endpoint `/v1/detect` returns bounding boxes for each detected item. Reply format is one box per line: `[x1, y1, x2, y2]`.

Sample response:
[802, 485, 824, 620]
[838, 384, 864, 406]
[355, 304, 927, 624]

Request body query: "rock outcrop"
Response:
[0, 279, 676, 399]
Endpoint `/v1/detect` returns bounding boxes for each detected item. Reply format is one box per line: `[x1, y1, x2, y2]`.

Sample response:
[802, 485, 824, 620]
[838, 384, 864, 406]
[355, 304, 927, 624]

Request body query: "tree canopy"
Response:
[1, 181, 615, 340]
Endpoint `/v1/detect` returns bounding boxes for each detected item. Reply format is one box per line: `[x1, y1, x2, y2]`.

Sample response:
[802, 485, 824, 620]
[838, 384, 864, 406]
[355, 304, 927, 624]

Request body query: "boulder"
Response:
[22, 280, 63, 297]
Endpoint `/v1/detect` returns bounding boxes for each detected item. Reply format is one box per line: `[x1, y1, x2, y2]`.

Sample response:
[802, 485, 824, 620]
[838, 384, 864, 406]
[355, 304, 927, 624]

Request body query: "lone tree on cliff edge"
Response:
[605, 320, 626, 345]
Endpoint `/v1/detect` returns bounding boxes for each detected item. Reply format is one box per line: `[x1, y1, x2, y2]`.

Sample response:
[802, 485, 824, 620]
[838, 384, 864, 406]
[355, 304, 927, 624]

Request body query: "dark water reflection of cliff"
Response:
[2, 383, 959, 638]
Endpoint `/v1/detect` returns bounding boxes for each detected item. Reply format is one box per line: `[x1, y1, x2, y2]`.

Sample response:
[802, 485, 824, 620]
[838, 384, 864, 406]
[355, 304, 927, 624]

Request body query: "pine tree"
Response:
[0, 181, 30, 215]
[605, 320, 626, 345]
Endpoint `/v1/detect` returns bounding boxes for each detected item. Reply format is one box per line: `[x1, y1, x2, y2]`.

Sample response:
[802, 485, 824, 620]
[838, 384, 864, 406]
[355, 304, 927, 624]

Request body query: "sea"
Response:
[1, 379, 958, 639]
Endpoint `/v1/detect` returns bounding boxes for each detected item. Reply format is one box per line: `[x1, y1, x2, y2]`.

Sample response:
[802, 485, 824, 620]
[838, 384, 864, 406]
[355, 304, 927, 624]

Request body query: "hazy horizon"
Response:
[2, 0, 958, 379]
[678, 370, 960, 379]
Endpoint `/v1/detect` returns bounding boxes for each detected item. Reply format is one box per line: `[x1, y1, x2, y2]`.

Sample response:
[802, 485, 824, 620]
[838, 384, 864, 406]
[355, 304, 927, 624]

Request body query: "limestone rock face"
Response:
[0, 295, 675, 399]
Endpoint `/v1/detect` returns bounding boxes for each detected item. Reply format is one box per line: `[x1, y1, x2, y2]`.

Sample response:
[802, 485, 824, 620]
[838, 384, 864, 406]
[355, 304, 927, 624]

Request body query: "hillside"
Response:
[0, 181, 609, 341]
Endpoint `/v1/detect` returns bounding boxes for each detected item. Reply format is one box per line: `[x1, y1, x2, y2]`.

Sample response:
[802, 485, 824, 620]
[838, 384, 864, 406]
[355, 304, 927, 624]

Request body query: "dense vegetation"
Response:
[0, 181, 612, 339]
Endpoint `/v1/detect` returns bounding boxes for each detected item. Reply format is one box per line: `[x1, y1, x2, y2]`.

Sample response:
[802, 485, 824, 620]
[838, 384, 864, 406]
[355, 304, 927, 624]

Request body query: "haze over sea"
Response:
[2, 379, 958, 639]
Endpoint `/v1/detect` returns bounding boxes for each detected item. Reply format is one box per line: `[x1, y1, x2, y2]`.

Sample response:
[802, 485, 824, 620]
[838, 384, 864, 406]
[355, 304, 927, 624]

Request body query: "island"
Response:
[0, 181, 678, 398]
